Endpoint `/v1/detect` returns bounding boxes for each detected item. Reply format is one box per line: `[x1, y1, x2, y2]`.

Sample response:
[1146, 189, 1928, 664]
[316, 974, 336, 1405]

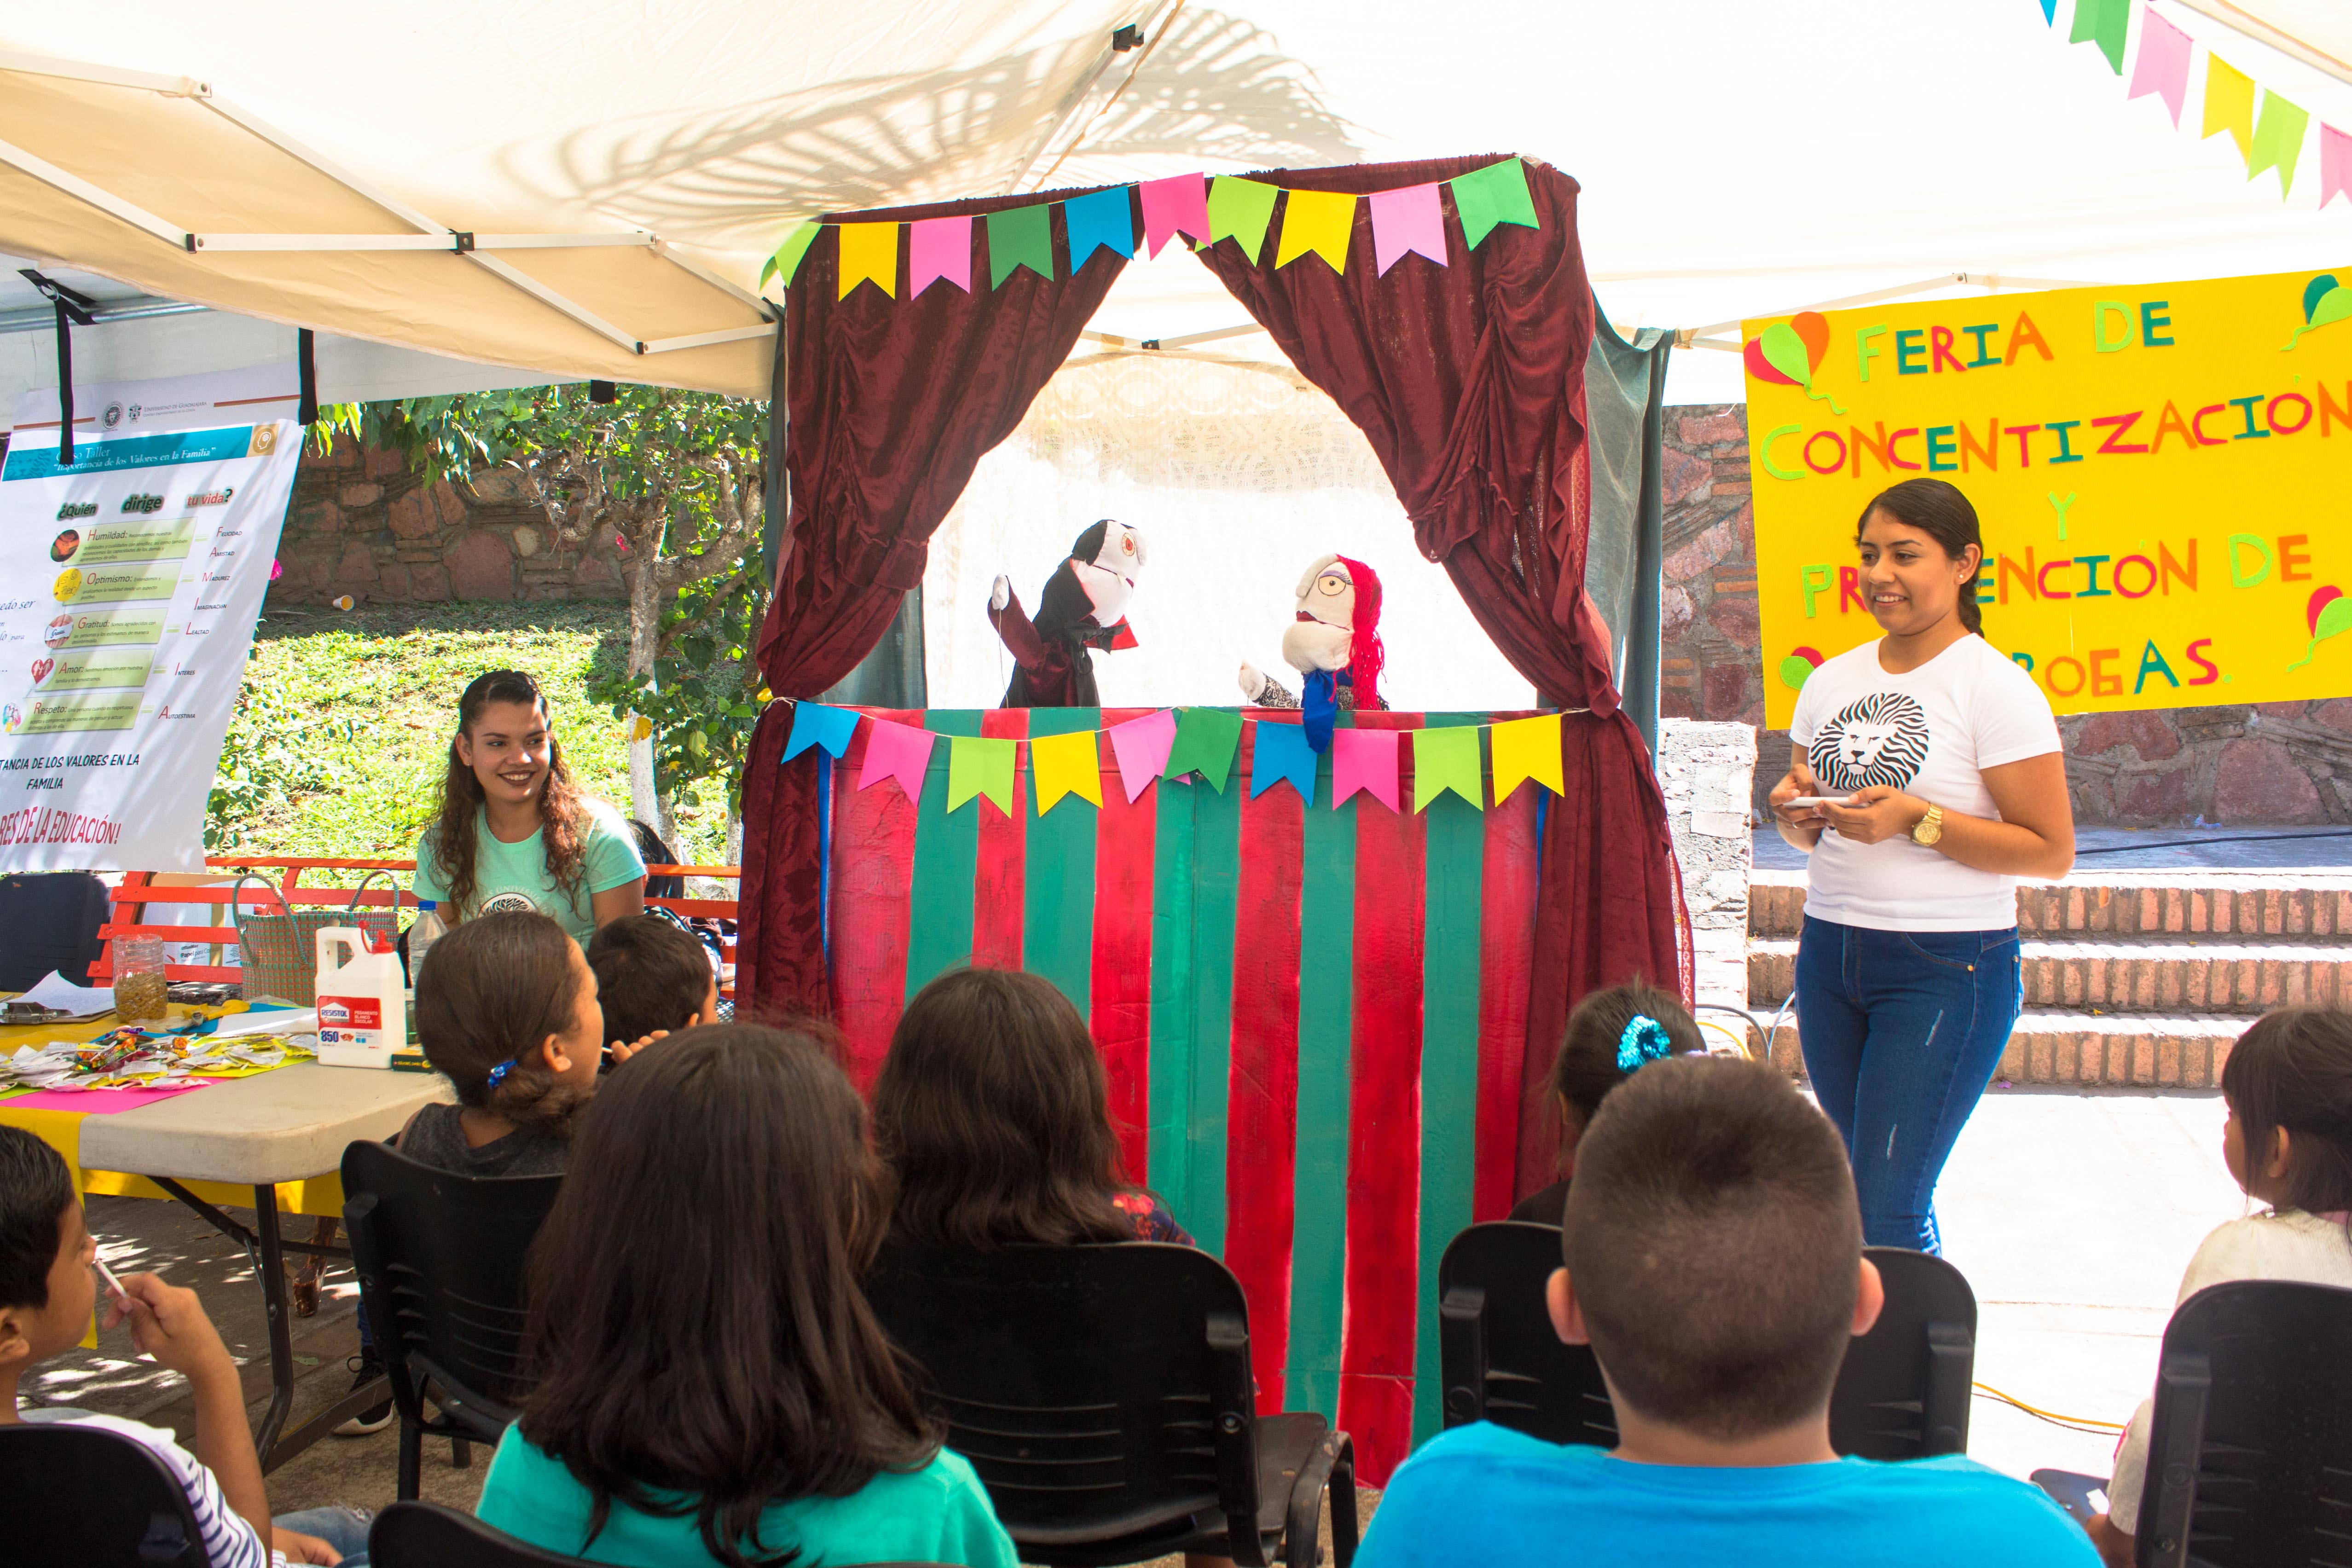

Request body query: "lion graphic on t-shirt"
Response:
[1810, 692, 1931, 793]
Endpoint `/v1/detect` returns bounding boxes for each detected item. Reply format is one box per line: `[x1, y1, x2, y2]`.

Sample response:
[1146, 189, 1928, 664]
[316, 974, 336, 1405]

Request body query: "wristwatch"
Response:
[1911, 803, 1946, 847]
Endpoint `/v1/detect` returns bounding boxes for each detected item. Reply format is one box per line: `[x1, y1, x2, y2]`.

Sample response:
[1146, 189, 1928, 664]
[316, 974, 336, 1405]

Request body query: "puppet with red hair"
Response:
[1237, 553, 1388, 751]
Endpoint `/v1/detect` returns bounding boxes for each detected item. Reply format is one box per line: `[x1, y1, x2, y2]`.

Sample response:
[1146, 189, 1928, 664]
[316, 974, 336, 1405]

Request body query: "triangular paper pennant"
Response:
[1412, 725, 1483, 812]
[946, 735, 1016, 816]
[759, 220, 822, 291]
[1031, 729, 1103, 814]
[857, 719, 936, 799]
[1206, 177, 1281, 263]
[2324, 123, 2352, 209]
[1275, 189, 1356, 272]
[1106, 709, 1176, 804]
[1163, 708, 1243, 793]
[1450, 158, 1538, 249]
[1063, 186, 1137, 272]
[1490, 714, 1564, 804]
[2248, 90, 2311, 195]
[2204, 56, 2256, 162]
[908, 216, 973, 295]
[1370, 183, 1447, 275]
[2127, 8, 2193, 127]
[1249, 719, 1318, 802]
[1138, 174, 1210, 257]
[987, 203, 1056, 288]
[1331, 728, 1401, 812]
[782, 702, 860, 762]
[2069, 0, 2128, 74]
[2039, 0, 2056, 21]
[837, 222, 898, 300]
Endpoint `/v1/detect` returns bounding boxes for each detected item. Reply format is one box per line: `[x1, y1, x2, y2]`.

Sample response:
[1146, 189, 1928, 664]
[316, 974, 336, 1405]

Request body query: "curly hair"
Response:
[429, 670, 590, 918]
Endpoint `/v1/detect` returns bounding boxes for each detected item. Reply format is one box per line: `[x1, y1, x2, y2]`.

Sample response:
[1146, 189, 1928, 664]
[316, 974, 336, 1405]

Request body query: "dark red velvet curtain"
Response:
[742, 189, 1129, 1008]
[1192, 156, 1687, 1196]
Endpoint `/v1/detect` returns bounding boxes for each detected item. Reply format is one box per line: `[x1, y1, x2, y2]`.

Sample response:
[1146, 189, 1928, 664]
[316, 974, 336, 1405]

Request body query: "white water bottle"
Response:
[408, 901, 446, 986]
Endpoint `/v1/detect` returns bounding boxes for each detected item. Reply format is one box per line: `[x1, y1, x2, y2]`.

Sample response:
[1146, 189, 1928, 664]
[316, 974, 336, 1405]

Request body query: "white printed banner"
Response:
[0, 367, 304, 870]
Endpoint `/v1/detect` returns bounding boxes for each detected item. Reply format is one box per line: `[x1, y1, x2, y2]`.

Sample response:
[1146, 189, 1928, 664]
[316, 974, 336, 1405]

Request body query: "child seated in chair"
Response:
[474, 1025, 1017, 1568]
[1510, 976, 1703, 1226]
[875, 966, 1189, 1247]
[0, 1126, 373, 1564]
[1356, 1056, 2098, 1567]
[586, 911, 720, 1059]
[2081, 1006, 2352, 1566]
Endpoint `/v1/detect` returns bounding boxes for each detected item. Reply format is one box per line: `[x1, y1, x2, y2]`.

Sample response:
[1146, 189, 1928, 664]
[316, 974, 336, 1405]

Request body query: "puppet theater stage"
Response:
[737, 156, 1689, 1482]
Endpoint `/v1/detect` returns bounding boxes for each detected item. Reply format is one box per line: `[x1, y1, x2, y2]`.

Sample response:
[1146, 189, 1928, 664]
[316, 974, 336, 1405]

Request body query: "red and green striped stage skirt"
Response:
[821, 706, 1548, 1486]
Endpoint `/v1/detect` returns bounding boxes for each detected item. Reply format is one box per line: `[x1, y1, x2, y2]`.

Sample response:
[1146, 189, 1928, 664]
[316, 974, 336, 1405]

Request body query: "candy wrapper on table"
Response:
[4, 1017, 319, 1094]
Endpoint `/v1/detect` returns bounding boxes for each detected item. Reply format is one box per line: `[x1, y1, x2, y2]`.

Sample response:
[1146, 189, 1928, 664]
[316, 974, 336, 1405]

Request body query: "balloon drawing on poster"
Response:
[2290, 585, 2352, 671]
[1744, 310, 1846, 414]
[2283, 273, 2350, 350]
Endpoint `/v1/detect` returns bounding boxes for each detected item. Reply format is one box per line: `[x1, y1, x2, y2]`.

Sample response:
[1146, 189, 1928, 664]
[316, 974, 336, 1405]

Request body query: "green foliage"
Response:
[588, 567, 769, 811]
[205, 680, 373, 852]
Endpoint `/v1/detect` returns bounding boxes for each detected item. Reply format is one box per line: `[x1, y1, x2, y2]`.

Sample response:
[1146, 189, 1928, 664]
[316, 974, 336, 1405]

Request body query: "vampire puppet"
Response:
[986, 519, 1146, 707]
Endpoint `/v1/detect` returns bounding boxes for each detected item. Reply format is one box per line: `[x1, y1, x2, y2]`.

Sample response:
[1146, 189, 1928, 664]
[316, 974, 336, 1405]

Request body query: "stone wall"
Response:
[1656, 403, 2352, 828]
[266, 435, 628, 607]
[1657, 718, 1756, 1011]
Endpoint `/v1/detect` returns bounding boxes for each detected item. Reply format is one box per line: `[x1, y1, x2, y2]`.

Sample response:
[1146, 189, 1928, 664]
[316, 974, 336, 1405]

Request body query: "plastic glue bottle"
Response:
[315, 926, 405, 1070]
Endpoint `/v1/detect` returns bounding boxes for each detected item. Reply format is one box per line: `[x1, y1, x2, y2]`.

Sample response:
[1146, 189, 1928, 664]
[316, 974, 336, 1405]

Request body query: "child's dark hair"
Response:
[2223, 1007, 2352, 1223]
[1552, 975, 1704, 1126]
[520, 1025, 933, 1568]
[0, 1125, 74, 1310]
[874, 967, 1134, 1249]
[1562, 1056, 1861, 1440]
[414, 910, 591, 1138]
[586, 914, 712, 1047]
[1857, 478, 1985, 634]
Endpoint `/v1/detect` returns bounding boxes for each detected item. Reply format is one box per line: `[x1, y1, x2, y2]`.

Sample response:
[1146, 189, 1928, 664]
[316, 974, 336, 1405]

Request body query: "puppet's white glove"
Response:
[990, 575, 1012, 613]
[1238, 661, 1266, 701]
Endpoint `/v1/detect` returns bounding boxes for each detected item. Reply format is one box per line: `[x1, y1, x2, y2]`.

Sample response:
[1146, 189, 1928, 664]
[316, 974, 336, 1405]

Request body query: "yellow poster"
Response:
[1748, 266, 2352, 727]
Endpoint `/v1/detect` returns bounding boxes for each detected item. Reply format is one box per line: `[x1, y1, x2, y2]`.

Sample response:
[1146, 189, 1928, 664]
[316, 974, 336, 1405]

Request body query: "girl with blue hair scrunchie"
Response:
[1508, 978, 1704, 1227]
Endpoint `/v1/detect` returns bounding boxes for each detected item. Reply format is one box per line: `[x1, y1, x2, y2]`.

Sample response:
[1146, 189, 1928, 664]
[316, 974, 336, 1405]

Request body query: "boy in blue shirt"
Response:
[1359, 1056, 2097, 1567]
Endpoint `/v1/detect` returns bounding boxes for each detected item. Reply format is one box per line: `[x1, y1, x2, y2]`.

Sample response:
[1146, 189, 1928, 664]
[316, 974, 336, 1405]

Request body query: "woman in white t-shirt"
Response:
[1767, 478, 2074, 1252]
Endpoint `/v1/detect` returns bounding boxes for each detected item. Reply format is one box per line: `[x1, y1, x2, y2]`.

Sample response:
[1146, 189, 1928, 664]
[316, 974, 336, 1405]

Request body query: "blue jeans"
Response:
[275, 1505, 373, 1565]
[1794, 916, 2022, 1253]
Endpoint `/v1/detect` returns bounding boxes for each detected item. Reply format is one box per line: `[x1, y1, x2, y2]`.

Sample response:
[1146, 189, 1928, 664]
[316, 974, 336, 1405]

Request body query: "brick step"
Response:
[1747, 936, 2352, 1014]
[1750, 869, 2352, 941]
[1751, 1011, 2244, 1088]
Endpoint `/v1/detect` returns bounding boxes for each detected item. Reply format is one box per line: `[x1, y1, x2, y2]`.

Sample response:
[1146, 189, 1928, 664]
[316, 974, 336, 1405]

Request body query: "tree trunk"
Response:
[624, 552, 672, 845]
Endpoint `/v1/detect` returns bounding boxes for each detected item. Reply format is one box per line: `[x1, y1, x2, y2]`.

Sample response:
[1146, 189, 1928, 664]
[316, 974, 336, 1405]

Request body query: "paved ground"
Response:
[1755, 822, 2352, 872]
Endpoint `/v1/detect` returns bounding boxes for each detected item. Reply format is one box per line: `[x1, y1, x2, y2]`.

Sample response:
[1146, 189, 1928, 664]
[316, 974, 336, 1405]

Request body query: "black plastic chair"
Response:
[865, 1238, 1357, 1568]
[0, 1420, 212, 1566]
[1437, 1223, 1975, 1459]
[342, 1139, 564, 1500]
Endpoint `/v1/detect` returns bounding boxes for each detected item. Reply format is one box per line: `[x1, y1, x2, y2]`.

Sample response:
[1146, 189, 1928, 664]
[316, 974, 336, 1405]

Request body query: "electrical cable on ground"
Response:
[1971, 1381, 2126, 1437]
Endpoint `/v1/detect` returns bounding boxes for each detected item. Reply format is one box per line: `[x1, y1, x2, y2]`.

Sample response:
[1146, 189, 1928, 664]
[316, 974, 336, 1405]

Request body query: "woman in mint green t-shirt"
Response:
[412, 670, 646, 945]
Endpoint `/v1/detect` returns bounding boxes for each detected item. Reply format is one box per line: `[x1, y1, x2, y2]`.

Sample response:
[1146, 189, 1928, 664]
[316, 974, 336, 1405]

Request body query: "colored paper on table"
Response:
[2069, 0, 2128, 73]
[2248, 91, 2310, 195]
[987, 204, 1056, 288]
[783, 701, 860, 762]
[908, 216, 973, 295]
[7, 1083, 213, 1113]
[837, 222, 898, 299]
[1489, 714, 1564, 803]
[1138, 174, 1210, 257]
[1330, 728, 1400, 812]
[1032, 729, 1103, 813]
[858, 719, 937, 798]
[1412, 726, 1483, 812]
[1105, 709, 1176, 804]
[1249, 719, 1318, 801]
[1450, 159, 1538, 250]
[761, 220, 822, 290]
[1163, 708, 1244, 793]
[1370, 183, 1447, 276]
[1206, 178, 1281, 264]
[2205, 56, 2256, 161]
[1063, 186, 1137, 272]
[1275, 189, 1356, 273]
[2127, 8, 2193, 127]
[2325, 124, 2352, 209]
[946, 736, 1016, 817]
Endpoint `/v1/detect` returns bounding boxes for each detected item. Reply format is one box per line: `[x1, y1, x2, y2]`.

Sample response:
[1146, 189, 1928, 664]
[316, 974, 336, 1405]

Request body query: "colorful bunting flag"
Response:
[2325, 124, 2352, 209]
[1331, 728, 1401, 812]
[2248, 90, 2310, 194]
[2069, 0, 2129, 74]
[1450, 159, 1538, 249]
[2204, 56, 2256, 162]
[1207, 177, 1281, 264]
[1138, 174, 1210, 258]
[837, 222, 898, 299]
[858, 719, 936, 798]
[1413, 726, 1483, 812]
[1370, 183, 1447, 276]
[1164, 707, 1244, 793]
[1064, 186, 1137, 272]
[908, 216, 973, 295]
[1490, 714, 1564, 804]
[1106, 708, 1177, 804]
[760, 220, 822, 290]
[987, 204, 1055, 288]
[2126, 7, 2192, 127]
[1032, 728, 1103, 813]
[1250, 719, 1318, 802]
[946, 735, 1016, 816]
[1276, 189, 1357, 273]
[2039, 0, 2056, 21]
[783, 702, 860, 762]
